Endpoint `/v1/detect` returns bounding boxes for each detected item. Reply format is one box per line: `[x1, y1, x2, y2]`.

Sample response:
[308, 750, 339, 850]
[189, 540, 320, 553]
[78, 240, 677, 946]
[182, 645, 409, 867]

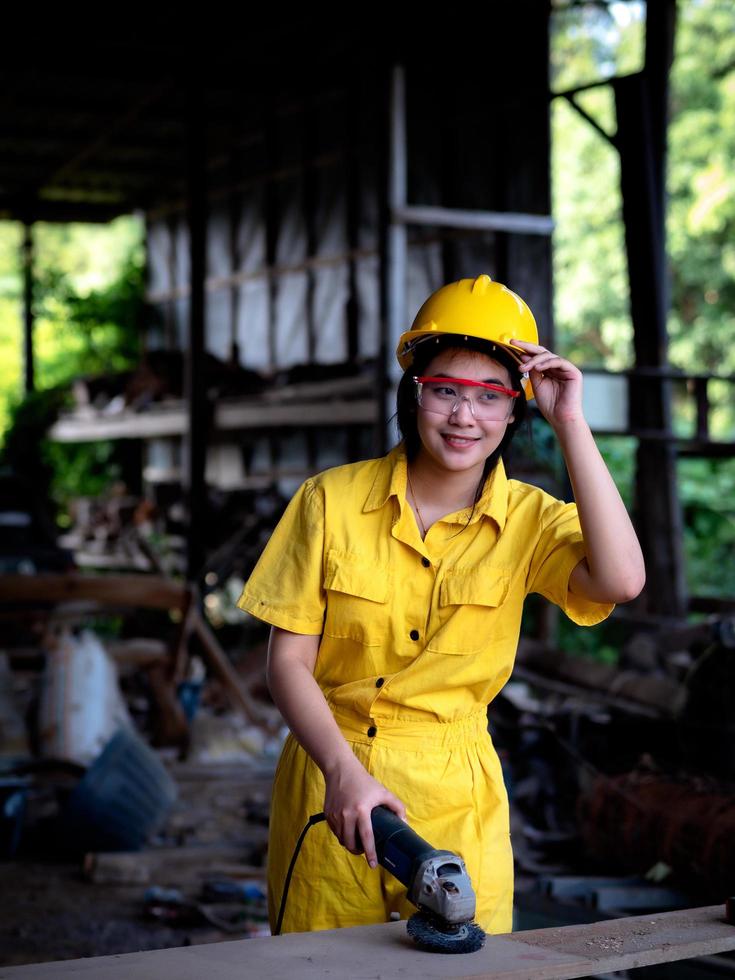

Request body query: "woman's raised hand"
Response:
[323, 754, 406, 868]
[511, 338, 584, 429]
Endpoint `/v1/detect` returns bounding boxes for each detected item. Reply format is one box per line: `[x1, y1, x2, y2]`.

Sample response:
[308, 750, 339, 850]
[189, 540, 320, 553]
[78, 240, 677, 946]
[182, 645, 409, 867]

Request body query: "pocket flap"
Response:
[440, 566, 510, 608]
[325, 550, 388, 604]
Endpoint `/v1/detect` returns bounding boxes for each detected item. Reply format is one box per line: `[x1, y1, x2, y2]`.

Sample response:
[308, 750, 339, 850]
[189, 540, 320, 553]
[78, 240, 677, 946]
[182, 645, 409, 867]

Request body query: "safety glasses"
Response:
[414, 375, 519, 421]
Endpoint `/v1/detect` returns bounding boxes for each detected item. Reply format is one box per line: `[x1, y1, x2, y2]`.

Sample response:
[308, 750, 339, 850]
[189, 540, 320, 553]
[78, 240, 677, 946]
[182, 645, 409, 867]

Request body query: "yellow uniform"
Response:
[238, 446, 613, 934]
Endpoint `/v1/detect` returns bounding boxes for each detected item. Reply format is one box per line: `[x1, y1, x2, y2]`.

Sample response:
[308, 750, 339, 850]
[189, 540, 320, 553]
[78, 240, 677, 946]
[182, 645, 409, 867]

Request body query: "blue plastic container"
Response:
[61, 727, 177, 852]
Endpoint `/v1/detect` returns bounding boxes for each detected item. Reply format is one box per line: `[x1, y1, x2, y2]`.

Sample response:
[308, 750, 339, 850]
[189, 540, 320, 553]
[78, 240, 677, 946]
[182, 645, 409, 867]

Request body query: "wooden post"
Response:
[22, 222, 35, 393]
[615, 0, 686, 618]
[184, 78, 208, 583]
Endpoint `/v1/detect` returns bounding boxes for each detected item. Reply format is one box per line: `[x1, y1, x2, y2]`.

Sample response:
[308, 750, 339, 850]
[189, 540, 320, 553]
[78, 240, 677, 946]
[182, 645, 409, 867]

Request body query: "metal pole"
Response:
[386, 64, 408, 443]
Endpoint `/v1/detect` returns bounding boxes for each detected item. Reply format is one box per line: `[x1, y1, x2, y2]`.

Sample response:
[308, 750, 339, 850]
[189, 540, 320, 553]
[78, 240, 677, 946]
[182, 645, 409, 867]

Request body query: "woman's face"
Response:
[415, 348, 516, 479]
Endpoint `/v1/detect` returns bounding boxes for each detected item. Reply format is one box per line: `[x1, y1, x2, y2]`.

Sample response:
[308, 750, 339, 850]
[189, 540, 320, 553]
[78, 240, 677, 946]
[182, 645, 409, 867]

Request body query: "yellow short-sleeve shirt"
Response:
[238, 445, 613, 723]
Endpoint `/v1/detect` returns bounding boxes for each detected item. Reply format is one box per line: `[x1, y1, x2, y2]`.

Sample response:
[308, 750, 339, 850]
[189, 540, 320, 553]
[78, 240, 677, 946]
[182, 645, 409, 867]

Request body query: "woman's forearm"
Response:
[511, 337, 645, 605]
[266, 627, 355, 777]
[266, 626, 406, 863]
[554, 417, 646, 603]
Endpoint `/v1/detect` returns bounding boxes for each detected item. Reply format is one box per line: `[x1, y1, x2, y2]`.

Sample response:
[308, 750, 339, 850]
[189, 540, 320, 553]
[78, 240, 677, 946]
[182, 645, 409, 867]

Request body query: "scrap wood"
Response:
[108, 638, 169, 668]
[146, 661, 190, 747]
[199, 863, 270, 880]
[1, 905, 734, 979]
[85, 843, 267, 885]
[579, 770, 735, 894]
[0, 573, 269, 731]
[167, 762, 274, 785]
[515, 639, 686, 717]
[191, 607, 277, 729]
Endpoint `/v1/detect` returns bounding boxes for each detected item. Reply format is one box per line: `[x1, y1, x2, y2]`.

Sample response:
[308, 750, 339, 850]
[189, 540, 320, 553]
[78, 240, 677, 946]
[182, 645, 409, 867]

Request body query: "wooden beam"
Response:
[393, 204, 554, 236]
[0, 573, 187, 611]
[49, 398, 377, 443]
[0, 198, 132, 223]
[0, 905, 732, 979]
[615, 6, 685, 618]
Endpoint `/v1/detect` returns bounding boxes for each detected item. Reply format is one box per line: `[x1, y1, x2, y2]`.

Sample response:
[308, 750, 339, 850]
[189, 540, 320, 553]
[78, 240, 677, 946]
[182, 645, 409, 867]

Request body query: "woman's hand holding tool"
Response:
[323, 756, 406, 867]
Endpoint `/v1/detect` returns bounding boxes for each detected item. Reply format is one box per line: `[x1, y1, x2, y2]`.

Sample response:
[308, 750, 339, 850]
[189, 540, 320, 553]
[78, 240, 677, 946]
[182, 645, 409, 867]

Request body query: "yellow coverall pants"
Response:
[267, 707, 513, 935]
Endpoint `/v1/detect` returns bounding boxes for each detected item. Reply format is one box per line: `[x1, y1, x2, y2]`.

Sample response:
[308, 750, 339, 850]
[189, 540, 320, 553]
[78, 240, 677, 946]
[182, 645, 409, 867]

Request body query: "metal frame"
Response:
[384, 65, 554, 424]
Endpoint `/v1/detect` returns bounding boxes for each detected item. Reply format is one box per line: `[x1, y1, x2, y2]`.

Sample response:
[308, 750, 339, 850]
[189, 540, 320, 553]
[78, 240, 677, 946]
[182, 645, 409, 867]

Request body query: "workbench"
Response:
[2, 905, 734, 979]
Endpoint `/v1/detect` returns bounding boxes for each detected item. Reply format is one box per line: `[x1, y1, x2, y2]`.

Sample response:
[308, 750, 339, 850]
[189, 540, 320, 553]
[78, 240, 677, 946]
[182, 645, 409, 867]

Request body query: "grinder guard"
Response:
[371, 806, 477, 924]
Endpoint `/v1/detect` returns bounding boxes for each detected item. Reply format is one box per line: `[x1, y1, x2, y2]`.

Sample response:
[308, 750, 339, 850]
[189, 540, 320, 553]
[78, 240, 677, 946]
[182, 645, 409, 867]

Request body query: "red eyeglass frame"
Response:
[413, 376, 520, 398]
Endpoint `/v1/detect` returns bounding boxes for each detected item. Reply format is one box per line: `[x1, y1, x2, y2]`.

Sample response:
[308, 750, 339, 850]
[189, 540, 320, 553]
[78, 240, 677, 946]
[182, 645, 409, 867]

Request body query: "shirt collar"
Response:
[363, 445, 509, 532]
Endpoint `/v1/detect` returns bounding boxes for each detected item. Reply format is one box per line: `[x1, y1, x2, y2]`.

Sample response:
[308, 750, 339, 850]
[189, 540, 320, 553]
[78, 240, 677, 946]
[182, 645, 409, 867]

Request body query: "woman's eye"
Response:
[478, 390, 500, 402]
[432, 385, 458, 398]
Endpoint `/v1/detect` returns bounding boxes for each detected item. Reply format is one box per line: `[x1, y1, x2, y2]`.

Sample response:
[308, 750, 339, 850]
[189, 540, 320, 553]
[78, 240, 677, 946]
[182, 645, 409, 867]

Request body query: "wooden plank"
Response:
[1, 905, 732, 979]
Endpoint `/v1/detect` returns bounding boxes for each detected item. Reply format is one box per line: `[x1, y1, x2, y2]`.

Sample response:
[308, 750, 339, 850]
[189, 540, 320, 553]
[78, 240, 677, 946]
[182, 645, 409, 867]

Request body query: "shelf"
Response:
[50, 391, 378, 443]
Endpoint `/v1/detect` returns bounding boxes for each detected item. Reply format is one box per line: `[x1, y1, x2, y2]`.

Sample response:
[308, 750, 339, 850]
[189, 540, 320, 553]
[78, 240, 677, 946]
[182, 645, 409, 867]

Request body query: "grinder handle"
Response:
[370, 805, 437, 888]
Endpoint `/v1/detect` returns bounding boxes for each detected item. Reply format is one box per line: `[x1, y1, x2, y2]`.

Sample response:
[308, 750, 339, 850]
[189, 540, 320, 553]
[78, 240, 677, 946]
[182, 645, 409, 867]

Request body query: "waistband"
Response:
[330, 705, 489, 749]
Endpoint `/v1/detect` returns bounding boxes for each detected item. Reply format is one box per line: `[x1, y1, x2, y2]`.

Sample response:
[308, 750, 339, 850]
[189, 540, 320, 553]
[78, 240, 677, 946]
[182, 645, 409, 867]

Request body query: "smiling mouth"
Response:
[441, 434, 480, 445]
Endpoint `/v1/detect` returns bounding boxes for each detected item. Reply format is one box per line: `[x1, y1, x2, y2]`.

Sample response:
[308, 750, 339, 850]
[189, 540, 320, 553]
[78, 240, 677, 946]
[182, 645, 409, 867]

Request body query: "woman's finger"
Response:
[510, 337, 547, 353]
[357, 813, 378, 868]
[521, 354, 578, 376]
[327, 813, 344, 847]
[382, 793, 407, 822]
[341, 814, 359, 854]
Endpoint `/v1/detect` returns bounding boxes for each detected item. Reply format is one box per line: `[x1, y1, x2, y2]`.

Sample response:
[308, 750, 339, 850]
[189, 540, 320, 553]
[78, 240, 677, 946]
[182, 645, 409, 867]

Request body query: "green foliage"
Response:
[551, 0, 735, 390]
[556, 613, 624, 666]
[0, 224, 23, 440]
[0, 216, 143, 437]
[551, 0, 735, 624]
[0, 387, 67, 512]
[0, 217, 144, 521]
[33, 241, 144, 390]
[667, 1, 735, 391]
[595, 435, 636, 510]
[0, 385, 125, 527]
[550, 1, 644, 371]
[45, 442, 124, 527]
[678, 457, 735, 598]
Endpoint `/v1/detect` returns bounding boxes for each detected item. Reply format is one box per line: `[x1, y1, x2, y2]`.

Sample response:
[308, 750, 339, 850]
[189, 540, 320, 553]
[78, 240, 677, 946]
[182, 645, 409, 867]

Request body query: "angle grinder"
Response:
[370, 805, 486, 954]
[275, 807, 486, 953]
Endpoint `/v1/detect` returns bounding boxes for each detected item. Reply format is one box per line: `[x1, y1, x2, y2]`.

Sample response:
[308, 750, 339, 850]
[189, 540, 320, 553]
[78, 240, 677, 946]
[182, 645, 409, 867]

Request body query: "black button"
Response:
[375, 677, 384, 688]
[367, 726, 377, 738]
[421, 557, 431, 567]
[410, 629, 419, 641]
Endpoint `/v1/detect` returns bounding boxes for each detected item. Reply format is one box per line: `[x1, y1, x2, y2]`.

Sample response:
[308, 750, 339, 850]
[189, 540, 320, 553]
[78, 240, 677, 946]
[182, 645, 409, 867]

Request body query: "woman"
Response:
[238, 275, 645, 935]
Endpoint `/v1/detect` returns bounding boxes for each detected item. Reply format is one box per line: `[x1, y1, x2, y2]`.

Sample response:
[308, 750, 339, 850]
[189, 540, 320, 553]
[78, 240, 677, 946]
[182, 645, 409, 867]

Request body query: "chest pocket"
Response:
[427, 565, 512, 655]
[323, 549, 390, 646]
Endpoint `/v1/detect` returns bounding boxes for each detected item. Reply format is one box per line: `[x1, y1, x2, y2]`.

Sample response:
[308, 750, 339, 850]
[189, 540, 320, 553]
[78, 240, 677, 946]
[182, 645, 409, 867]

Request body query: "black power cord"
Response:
[273, 811, 326, 936]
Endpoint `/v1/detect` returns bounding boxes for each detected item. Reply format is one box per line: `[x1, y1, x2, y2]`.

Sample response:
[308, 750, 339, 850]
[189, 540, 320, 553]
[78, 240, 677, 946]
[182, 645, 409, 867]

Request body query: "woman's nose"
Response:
[449, 395, 476, 423]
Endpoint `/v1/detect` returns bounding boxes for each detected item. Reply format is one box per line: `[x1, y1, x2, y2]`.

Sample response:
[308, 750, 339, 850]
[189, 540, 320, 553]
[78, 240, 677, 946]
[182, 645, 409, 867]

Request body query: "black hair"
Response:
[394, 334, 529, 505]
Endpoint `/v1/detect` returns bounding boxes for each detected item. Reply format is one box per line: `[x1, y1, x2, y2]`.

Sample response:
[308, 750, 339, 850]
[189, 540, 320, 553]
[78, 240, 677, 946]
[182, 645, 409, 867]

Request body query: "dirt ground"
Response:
[0, 861, 212, 967]
[0, 763, 273, 968]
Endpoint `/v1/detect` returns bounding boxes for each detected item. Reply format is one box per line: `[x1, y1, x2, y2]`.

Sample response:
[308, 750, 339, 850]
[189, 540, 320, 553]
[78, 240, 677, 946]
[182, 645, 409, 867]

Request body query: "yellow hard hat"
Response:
[396, 274, 538, 399]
